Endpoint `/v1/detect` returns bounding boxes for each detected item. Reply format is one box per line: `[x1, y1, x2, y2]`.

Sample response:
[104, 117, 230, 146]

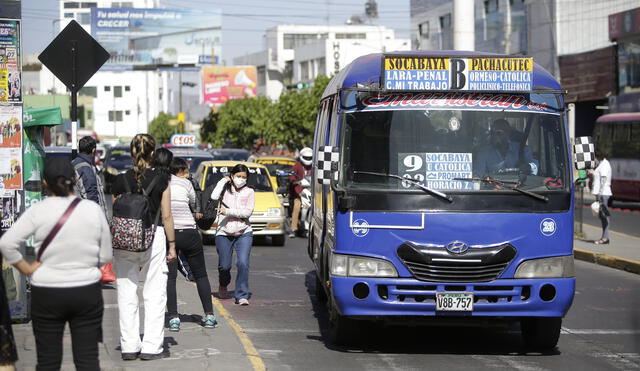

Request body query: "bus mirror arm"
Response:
[329, 163, 355, 212]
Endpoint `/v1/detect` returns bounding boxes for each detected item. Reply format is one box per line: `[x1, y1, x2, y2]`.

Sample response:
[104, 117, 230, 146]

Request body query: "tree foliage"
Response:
[148, 112, 177, 144]
[199, 110, 219, 145]
[209, 75, 331, 150]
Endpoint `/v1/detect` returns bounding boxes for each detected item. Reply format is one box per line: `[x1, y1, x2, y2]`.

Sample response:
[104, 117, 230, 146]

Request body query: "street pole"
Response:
[453, 0, 475, 51]
[70, 40, 78, 159]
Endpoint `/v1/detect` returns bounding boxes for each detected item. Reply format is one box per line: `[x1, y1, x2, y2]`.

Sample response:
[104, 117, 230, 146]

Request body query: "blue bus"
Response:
[310, 52, 576, 349]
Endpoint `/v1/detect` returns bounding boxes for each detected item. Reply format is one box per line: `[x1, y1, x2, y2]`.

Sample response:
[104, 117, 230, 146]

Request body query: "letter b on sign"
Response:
[450, 59, 467, 90]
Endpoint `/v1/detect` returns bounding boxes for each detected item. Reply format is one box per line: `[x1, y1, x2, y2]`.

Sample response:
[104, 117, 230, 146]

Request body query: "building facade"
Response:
[234, 25, 410, 100]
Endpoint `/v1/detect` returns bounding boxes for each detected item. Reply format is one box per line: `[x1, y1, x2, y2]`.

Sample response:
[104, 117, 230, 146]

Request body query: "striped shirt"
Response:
[170, 175, 197, 229]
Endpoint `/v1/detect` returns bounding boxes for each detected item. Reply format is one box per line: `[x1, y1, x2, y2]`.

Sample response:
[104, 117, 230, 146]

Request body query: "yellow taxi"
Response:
[248, 155, 296, 207]
[194, 161, 286, 246]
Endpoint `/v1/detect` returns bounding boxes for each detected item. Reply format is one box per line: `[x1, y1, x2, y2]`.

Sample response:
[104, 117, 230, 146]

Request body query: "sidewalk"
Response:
[574, 223, 640, 275]
[12, 276, 260, 370]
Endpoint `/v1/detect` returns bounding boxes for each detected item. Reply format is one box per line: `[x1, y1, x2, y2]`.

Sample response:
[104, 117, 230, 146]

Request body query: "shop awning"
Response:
[23, 107, 63, 128]
[596, 112, 640, 123]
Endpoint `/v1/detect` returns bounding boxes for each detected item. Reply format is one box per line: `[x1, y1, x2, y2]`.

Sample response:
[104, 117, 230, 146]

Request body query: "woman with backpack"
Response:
[111, 134, 177, 361]
[166, 157, 217, 331]
[0, 157, 112, 370]
[211, 164, 255, 305]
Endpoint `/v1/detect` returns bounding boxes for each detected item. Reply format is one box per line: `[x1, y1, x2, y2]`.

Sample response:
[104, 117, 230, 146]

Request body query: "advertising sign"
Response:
[0, 105, 22, 190]
[382, 56, 533, 92]
[399, 152, 473, 191]
[170, 133, 197, 147]
[202, 66, 257, 105]
[0, 19, 21, 103]
[91, 8, 221, 65]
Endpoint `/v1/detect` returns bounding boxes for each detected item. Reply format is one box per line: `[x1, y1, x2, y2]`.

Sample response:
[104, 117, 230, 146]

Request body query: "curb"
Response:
[574, 248, 640, 275]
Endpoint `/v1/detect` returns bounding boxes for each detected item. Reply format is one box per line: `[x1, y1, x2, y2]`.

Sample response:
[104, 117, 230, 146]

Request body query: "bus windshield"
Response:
[343, 109, 569, 193]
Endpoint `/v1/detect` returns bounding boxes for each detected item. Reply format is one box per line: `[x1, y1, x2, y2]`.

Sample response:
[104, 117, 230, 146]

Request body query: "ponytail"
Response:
[130, 134, 156, 186]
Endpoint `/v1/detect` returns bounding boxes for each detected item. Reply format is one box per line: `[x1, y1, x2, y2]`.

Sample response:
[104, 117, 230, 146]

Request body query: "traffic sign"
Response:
[38, 20, 110, 92]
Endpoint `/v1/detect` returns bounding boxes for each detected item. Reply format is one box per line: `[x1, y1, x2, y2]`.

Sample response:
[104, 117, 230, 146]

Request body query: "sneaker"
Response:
[140, 352, 167, 361]
[218, 285, 229, 299]
[121, 352, 139, 361]
[594, 238, 610, 245]
[236, 298, 250, 306]
[168, 317, 180, 332]
[288, 232, 296, 238]
[202, 314, 218, 328]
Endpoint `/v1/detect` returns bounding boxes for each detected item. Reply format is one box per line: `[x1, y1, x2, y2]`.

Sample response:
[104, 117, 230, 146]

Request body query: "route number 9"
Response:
[403, 155, 423, 172]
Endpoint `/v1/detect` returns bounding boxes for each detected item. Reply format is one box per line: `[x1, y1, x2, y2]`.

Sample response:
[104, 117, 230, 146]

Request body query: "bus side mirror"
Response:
[573, 136, 596, 170]
[316, 146, 340, 185]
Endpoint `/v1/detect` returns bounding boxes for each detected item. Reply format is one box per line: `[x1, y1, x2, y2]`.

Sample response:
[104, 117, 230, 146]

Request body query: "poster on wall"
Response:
[202, 66, 257, 105]
[0, 19, 21, 103]
[0, 105, 22, 190]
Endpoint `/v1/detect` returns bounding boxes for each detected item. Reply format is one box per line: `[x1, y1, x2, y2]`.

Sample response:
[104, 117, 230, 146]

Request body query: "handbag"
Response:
[196, 187, 227, 230]
[36, 198, 82, 262]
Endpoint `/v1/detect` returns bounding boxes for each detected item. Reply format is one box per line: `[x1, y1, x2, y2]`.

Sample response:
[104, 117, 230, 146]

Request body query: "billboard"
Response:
[202, 66, 257, 105]
[90, 8, 221, 65]
[0, 19, 21, 103]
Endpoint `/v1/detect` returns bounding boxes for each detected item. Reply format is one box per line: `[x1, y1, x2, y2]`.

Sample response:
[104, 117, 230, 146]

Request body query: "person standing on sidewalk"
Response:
[589, 148, 612, 245]
[211, 164, 255, 305]
[111, 134, 177, 361]
[72, 136, 107, 215]
[0, 157, 112, 370]
[166, 157, 217, 331]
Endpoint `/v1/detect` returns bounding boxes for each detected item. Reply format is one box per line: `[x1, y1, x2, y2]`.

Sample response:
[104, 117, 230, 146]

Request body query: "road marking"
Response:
[211, 297, 266, 371]
[562, 328, 640, 335]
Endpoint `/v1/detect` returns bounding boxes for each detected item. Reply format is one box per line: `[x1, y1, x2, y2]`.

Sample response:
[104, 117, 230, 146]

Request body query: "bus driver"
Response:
[474, 119, 539, 177]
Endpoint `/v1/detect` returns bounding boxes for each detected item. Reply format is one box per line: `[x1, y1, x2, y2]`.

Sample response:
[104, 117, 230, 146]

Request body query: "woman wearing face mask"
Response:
[210, 164, 254, 305]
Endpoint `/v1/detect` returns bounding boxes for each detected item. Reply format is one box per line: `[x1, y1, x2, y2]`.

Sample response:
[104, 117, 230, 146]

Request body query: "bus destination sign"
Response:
[382, 56, 533, 92]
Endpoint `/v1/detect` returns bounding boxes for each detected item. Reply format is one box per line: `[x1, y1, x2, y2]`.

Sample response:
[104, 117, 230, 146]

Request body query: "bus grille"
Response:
[397, 242, 516, 283]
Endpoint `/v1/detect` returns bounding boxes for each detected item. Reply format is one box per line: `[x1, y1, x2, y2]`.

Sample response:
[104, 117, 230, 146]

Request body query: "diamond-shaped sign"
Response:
[38, 20, 110, 92]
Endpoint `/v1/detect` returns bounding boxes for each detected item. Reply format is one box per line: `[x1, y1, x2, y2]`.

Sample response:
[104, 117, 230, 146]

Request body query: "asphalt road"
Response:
[210, 236, 640, 371]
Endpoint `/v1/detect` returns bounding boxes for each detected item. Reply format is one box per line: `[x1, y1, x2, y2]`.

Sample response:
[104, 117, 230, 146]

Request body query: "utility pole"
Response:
[453, 0, 475, 51]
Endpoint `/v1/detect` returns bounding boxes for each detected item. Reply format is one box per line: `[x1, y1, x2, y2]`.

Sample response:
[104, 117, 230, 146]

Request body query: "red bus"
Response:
[593, 113, 640, 201]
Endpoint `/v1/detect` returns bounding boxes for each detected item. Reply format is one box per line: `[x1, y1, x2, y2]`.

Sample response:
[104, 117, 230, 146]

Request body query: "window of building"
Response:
[64, 12, 74, 18]
[439, 13, 451, 30]
[81, 2, 97, 8]
[78, 12, 91, 25]
[64, 2, 80, 8]
[125, 110, 131, 115]
[283, 33, 327, 50]
[111, 2, 133, 7]
[509, 0, 527, 53]
[104, 86, 111, 92]
[79, 86, 97, 97]
[484, 0, 499, 14]
[257, 66, 266, 87]
[335, 33, 366, 39]
[124, 85, 130, 92]
[317, 57, 326, 75]
[618, 39, 640, 93]
[87, 110, 92, 120]
[114, 86, 123, 98]
[108, 111, 123, 122]
[418, 21, 430, 39]
[301, 61, 309, 80]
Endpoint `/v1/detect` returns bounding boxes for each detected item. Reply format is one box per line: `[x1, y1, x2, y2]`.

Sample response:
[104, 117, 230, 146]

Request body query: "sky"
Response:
[21, 0, 410, 65]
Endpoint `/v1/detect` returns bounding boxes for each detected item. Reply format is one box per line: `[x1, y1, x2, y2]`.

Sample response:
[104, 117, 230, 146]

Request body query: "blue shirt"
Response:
[474, 141, 538, 176]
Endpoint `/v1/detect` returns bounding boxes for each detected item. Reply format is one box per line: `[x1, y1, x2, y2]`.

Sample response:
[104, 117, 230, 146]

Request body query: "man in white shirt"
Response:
[589, 148, 612, 244]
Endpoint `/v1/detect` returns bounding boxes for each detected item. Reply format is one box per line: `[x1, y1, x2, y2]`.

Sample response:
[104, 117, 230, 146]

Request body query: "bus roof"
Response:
[322, 51, 561, 100]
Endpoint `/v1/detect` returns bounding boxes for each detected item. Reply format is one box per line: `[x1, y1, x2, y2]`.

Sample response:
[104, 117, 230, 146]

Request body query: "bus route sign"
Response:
[382, 55, 533, 93]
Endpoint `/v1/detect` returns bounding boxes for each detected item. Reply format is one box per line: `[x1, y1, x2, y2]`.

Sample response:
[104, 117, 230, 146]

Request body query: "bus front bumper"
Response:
[330, 276, 575, 318]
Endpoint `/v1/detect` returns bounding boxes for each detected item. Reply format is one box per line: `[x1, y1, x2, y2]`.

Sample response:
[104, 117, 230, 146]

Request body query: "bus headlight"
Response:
[514, 255, 574, 279]
[330, 253, 397, 277]
[266, 207, 282, 216]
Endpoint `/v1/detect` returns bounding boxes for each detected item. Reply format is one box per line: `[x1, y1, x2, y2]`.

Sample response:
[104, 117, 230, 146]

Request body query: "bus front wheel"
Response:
[328, 301, 359, 345]
[315, 274, 327, 303]
[521, 317, 562, 350]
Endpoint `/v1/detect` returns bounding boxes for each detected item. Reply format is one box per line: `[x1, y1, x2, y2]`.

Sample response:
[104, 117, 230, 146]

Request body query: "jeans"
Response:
[31, 282, 103, 371]
[215, 232, 253, 300]
[113, 228, 167, 355]
[167, 228, 213, 317]
[599, 195, 611, 239]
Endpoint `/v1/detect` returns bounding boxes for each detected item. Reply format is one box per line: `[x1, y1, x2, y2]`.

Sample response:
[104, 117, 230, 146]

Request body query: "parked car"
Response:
[210, 148, 250, 161]
[194, 161, 286, 246]
[102, 146, 132, 194]
[168, 147, 214, 173]
[248, 155, 296, 207]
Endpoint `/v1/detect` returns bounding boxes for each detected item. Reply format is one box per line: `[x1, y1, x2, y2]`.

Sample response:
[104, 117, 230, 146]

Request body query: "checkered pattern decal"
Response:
[317, 146, 339, 184]
[574, 136, 595, 170]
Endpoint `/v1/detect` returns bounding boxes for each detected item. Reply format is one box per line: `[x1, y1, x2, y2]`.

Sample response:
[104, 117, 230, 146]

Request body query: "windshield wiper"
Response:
[354, 171, 453, 202]
[453, 177, 548, 202]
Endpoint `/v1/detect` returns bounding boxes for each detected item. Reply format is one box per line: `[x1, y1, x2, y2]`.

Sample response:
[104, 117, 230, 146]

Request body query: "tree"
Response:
[199, 109, 219, 145]
[148, 112, 177, 144]
[213, 96, 276, 148]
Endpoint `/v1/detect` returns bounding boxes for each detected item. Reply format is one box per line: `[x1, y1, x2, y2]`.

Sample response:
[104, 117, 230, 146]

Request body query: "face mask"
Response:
[233, 177, 247, 188]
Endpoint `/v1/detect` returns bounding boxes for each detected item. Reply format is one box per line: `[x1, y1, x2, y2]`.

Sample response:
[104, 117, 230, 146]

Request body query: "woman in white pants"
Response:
[111, 134, 176, 361]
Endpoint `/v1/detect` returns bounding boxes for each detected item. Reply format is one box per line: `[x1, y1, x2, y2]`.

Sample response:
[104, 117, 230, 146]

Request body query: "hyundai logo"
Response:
[446, 241, 469, 254]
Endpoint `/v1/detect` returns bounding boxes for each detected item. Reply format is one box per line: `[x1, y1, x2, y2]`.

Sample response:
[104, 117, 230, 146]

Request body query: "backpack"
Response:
[196, 183, 227, 231]
[110, 174, 161, 252]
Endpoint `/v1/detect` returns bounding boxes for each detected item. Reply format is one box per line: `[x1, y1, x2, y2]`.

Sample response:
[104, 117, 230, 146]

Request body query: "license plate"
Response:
[436, 292, 474, 311]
